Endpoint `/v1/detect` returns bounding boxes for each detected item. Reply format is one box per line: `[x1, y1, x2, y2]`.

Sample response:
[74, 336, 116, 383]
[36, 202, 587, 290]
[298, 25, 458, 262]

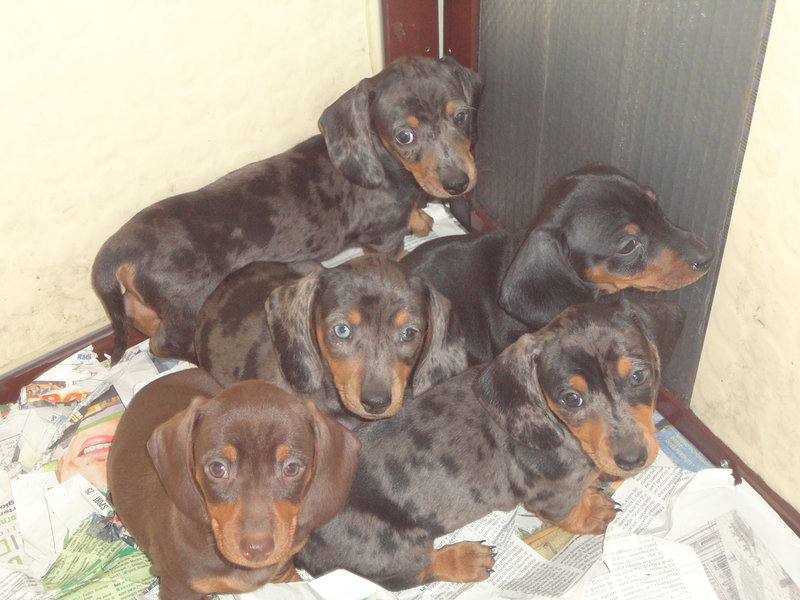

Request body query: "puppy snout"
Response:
[689, 243, 715, 272]
[613, 447, 648, 472]
[361, 392, 392, 415]
[240, 533, 274, 562]
[441, 169, 470, 196]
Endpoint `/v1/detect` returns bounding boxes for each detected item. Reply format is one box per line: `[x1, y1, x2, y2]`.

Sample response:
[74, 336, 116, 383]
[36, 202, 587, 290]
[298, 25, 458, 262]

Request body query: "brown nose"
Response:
[240, 534, 274, 562]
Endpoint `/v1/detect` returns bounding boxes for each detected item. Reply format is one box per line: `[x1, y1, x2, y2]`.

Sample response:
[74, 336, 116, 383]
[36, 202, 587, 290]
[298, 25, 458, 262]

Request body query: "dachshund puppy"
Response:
[297, 298, 684, 590]
[194, 255, 466, 425]
[107, 368, 360, 600]
[92, 56, 482, 364]
[402, 164, 713, 363]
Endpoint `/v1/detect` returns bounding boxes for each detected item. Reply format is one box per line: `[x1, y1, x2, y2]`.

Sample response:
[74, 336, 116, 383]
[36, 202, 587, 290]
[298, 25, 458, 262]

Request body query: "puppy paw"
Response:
[418, 540, 496, 584]
[409, 207, 434, 237]
[551, 487, 618, 535]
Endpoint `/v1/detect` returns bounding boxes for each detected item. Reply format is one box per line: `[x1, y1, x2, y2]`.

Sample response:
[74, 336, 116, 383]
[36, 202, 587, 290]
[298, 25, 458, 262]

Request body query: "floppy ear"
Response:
[498, 227, 591, 330]
[472, 333, 565, 450]
[298, 401, 361, 532]
[147, 396, 210, 523]
[318, 79, 385, 188]
[412, 282, 468, 394]
[438, 56, 483, 138]
[622, 298, 686, 371]
[266, 269, 325, 393]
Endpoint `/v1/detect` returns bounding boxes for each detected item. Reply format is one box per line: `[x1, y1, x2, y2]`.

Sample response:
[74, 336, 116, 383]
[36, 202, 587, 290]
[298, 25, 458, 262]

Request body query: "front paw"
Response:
[550, 487, 618, 534]
[417, 540, 496, 584]
[409, 207, 434, 237]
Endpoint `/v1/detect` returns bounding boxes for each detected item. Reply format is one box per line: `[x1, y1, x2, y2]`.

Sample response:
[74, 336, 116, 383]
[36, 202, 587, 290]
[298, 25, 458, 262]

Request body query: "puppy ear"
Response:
[266, 270, 325, 394]
[413, 281, 468, 394]
[472, 333, 565, 450]
[298, 401, 361, 531]
[438, 56, 483, 112]
[147, 396, 210, 523]
[499, 227, 590, 329]
[622, 298, 686, 370]
[319, 79, 385, 189]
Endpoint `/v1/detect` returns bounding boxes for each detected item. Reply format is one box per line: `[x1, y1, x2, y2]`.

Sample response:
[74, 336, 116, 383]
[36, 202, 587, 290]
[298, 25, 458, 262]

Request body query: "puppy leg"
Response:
[547, 486, 618, 535]
[417, 541, 495, 584]
[408, 205, 434, 237]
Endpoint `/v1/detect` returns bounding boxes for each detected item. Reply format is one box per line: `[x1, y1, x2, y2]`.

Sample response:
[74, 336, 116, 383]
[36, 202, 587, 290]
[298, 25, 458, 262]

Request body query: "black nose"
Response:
[361, 393, 391, 414]
[690, 247, 715, 272]
[614, 448, 648, 472]
[687, 238, 715, 272]
[240, 535, 274, 561]
[442, 171, 470, 196]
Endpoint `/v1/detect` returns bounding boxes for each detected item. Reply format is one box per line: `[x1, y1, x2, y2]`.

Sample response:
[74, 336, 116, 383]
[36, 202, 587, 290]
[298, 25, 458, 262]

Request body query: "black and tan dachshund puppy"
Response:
[108, 368, 361, 600]
[402, 164, 713, 364]
[297, 298, 684, 590]
[194, 255, 466, 425]
[92, 56, 481, 363]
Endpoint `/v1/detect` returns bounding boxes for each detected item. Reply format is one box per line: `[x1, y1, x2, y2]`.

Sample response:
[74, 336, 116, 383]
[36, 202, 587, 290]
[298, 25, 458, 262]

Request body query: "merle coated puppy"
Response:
[92, 56, 481, 363]
[402, 164, 713, 364]
[194, 255, 466, 426]
[297, 298, 685, 590]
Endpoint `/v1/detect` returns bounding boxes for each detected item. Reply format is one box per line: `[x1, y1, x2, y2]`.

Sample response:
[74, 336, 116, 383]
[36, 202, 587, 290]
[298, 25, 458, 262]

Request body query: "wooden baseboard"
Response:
[0, 326, 146, 406]
[657, 388, 800, 536]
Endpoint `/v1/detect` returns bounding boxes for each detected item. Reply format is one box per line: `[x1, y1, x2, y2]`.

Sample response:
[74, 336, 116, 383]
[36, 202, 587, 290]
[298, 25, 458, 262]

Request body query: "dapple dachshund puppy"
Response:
[107, 368, 360, 600]
[402, 164, 713, 364]
[194, 254, 466, 426]
[92, 56, 482, 364]
[297, 298, 684, 590]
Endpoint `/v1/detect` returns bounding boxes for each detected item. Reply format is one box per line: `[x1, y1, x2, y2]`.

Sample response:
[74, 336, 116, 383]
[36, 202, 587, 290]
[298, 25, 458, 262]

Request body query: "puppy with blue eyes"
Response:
[107, 368, 361, 600]
[194, 254, 466, 426]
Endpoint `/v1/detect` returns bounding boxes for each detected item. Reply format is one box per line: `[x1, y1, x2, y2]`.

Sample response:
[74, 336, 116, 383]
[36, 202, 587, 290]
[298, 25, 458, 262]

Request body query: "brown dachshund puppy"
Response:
[297, 298, 684, 590]
[402, 164, 713, 364]
[107, 368, 360, 600]
[92, 56, 481, 364]
[194, 255, 466, 426]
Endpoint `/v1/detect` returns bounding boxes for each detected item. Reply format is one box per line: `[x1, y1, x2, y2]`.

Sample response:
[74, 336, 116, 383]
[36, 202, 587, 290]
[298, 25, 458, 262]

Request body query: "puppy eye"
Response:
[333, 324, 352, 339]
[395, 129, 414, 145]
[282, 459, 305, 478]
[453, 109, 468, 126]
[207, 460, 229, 479]
[559, 391, 584, 409]
[629, 369, 649, 386]
[617, 239, 639, 255]
[400, 327, 419, 342]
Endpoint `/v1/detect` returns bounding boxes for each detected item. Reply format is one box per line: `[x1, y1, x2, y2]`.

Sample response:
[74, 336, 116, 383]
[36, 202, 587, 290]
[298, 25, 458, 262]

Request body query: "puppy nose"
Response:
[361, 392, 392, 414]
[240, 535, 274, 561]
[614, 448, 648, 472]
[690, 246, 715, 272]
[685, 236, 715, 272]
[442, 170, 470, 196]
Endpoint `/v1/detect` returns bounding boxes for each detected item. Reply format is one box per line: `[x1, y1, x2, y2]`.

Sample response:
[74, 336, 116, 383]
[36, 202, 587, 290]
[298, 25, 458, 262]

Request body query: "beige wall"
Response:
[692, 1, 800, 511]
[0, 1, 381, 373]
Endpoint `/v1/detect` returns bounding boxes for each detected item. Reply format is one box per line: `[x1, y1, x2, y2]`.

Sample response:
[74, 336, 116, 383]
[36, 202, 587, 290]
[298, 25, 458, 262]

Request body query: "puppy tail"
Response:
[91, 253, 128, 365]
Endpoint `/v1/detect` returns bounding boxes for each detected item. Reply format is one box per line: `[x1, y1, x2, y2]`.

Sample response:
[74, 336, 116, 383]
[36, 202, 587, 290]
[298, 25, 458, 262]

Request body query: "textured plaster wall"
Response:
[0, 1, 381, 373]
[692, 1, 800, 511]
